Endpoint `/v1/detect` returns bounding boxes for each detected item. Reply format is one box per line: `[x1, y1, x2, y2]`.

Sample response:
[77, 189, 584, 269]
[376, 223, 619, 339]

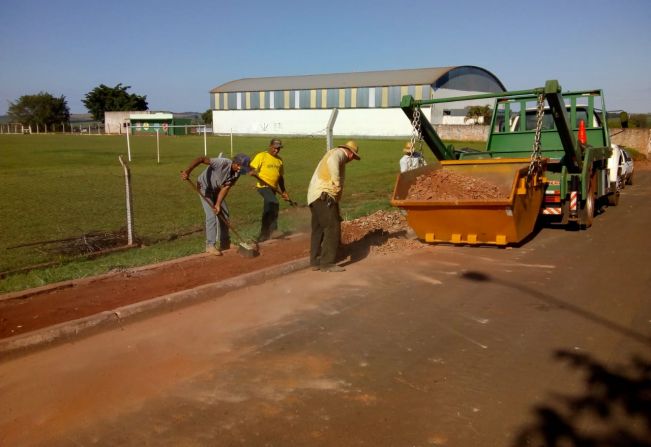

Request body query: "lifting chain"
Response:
[528, 93, 545, 179]
[409, 106, 423, 155]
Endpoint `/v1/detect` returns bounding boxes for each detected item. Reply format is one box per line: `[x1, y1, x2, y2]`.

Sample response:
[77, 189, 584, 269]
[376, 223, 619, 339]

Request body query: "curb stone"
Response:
[0, 257, 310, 360]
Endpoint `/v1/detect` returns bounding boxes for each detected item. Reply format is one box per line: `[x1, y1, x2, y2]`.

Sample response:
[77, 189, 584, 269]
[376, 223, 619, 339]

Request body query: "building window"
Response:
[388, 86, 402, 107]
[227, 93, 237, 110]
[326, 89, 338, 108]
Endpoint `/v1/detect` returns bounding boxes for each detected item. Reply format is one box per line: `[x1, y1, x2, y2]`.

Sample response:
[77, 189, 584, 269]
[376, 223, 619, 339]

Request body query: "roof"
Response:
[211, 66, 504, 93]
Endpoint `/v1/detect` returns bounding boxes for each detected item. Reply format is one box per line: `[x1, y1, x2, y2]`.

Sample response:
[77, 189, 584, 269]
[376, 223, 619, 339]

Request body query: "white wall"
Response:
[212, 107, 433, 137]
[104, 111, 132, 134]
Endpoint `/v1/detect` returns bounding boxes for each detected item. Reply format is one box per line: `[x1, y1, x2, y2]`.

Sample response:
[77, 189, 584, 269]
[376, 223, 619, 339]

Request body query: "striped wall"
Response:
[211, 85, 432, 111]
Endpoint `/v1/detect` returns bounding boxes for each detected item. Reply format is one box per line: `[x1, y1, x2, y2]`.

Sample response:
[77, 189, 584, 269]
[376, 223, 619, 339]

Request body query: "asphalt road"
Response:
[1, 171, 650, 447]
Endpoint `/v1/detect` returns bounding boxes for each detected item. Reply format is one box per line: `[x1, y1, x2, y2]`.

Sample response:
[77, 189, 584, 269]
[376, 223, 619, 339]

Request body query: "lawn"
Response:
[0, 133, 484, 292]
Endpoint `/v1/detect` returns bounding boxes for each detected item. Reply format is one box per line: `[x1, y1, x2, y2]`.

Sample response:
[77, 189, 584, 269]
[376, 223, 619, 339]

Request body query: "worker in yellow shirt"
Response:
[249, 138, 290, 242]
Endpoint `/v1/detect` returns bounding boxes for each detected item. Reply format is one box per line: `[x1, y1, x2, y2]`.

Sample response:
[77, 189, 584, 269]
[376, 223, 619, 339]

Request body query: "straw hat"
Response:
[403, 141, 415, 154]
[339, 140, 360, 160]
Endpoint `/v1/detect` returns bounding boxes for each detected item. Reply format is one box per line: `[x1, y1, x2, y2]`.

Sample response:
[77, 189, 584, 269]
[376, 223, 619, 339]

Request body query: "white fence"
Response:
[0, 123, 104, 135]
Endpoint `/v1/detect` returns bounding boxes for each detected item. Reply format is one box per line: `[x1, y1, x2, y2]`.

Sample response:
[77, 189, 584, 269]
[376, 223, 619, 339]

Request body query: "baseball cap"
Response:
[232, 153, 251, 173]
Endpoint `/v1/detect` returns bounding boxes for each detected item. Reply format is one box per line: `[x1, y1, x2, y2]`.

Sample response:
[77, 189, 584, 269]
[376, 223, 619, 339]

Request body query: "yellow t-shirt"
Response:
[250, 151, 284, 189]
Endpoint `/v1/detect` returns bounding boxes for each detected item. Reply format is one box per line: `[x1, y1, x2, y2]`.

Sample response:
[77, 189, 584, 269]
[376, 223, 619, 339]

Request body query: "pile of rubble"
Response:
[407, 169, 510, 201]
[341, 210, 425, 255]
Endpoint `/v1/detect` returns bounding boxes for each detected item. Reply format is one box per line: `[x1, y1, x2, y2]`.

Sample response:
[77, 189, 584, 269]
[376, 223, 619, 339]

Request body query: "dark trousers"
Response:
[310, 196, 341, 267]
[257, 187, 279, 241]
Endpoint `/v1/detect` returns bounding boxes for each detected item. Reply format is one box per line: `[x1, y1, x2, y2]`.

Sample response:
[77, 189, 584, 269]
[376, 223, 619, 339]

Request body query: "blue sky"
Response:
[1, 0, 650, 115]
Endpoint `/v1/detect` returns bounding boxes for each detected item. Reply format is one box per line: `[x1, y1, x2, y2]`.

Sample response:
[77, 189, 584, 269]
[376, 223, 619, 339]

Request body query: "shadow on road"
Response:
[460, 271, 651, 446]
[460, 271, 651, 347]
[339, 229, 394, 266]
[513, 350, 651, 447]
[339, 229, 412, 266]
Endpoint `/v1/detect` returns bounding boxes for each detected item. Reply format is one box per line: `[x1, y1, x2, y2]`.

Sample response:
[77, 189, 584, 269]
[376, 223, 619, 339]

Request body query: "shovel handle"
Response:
[251, 173, 298, 207]
[183, 178, 248, 243]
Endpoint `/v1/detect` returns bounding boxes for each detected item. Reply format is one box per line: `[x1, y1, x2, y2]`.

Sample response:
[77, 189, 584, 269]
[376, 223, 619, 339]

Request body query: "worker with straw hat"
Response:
[307, 140, 361, 272]
[399, 141, 426, 173]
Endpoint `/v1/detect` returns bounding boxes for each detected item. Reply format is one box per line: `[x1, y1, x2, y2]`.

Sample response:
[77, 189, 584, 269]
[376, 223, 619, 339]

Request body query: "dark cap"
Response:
[269, 138, 283, 149]
[232, 153, 251, 173]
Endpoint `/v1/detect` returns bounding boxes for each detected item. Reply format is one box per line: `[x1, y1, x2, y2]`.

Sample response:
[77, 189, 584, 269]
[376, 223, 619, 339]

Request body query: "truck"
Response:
[391, 80, 618, 246]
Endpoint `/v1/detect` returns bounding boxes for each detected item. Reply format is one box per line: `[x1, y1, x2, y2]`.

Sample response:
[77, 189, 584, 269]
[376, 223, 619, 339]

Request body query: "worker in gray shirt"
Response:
[181, 153, 250, 255]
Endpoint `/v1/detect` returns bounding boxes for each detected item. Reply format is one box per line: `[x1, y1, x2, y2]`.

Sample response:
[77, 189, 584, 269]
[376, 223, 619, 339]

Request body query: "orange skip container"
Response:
[390, 158, 546, 246]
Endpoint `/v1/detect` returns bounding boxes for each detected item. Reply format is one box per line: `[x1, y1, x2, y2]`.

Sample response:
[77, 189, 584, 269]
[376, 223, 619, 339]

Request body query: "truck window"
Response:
[524, 111, 555, 131]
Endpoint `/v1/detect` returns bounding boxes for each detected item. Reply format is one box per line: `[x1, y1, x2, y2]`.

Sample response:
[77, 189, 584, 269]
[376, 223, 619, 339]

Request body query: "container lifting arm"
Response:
[542, 80, 582, 173]
[400, 95, 456, 160]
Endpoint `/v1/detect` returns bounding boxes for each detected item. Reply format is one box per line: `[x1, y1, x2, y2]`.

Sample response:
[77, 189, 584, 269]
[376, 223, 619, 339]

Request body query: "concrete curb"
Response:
[0, 256, 310, 360]
[0, 252, 211, 302]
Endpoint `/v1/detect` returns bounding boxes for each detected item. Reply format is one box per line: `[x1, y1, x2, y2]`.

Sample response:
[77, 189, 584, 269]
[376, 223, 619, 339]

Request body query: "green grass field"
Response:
[0, 134, 484, 293]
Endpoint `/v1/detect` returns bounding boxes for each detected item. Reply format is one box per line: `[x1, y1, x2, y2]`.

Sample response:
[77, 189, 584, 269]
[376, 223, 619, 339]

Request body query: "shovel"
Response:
[184, 178, 259, 257]
[250, 173, 301, 207]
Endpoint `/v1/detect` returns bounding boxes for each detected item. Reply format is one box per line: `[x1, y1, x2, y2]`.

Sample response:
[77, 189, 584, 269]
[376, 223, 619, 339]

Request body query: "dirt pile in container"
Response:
[407, 169, 510, 201]
[341, 210, 425, 255]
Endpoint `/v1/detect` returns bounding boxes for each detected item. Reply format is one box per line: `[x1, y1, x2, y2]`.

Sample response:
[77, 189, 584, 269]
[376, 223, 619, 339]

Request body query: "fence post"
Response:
[118, 155, 134, 246]
[203, 125, 207, 156]
[126, 124, 132, 161]
[326, 108, 339, 152]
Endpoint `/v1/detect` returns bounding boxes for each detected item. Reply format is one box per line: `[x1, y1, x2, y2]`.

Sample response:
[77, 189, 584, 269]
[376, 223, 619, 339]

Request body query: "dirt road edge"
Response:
[0, 257, 310, 360]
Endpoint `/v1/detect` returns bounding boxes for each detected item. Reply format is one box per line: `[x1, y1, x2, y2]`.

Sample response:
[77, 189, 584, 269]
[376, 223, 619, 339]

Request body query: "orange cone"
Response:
[578, 119, 587, 144]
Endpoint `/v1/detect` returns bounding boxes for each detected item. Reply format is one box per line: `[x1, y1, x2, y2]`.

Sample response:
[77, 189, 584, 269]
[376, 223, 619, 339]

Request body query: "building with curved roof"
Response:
[209, 66, 505, 137]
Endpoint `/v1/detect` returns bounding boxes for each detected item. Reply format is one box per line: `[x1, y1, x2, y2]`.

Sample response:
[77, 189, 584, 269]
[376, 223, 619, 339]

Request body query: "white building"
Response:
[209, 66, 505, 137]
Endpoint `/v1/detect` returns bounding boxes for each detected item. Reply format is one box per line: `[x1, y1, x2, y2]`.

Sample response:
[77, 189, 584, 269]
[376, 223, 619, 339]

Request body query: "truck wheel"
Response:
[579, 174, 596, 229]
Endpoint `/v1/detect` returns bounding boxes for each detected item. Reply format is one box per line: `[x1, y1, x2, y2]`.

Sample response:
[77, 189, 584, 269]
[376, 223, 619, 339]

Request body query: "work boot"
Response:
[320, 265, 345, 273]
[205, 246, 223, 256]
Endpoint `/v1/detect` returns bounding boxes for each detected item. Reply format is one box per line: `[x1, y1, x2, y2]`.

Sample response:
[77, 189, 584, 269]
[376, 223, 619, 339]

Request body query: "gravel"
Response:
[406, 169, 510, 201]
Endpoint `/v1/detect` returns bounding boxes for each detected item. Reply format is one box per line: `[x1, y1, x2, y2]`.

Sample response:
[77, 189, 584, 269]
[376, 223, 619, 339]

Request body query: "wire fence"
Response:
[0, 122, 105, 135]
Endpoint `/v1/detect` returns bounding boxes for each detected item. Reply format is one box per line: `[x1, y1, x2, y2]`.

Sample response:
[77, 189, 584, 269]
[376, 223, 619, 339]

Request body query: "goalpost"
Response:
[125, 124, 208, 162]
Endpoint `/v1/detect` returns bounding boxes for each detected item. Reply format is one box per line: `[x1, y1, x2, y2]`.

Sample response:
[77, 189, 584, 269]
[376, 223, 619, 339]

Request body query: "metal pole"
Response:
[118, 155, 134, 246]
[126, 124, 132, 161]
[326, 108, 338, 152]
[203, 125, 207, 156]
[156, 129, 160, 164]
[230, 129, 233, 157]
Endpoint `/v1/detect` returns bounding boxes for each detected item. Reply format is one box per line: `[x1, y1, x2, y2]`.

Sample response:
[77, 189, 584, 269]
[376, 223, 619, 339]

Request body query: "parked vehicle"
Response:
[621, 148, 635, 185]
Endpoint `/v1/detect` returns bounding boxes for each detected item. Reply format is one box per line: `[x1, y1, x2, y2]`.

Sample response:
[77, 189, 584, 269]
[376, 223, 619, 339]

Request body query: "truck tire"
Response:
[579, 173, 596, 229]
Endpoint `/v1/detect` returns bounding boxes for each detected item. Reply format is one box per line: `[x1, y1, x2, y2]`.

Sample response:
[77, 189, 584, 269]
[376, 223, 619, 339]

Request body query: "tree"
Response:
[464, 105, 493, 125]
[201, 109, 213, 125]
[8, 92, 70, 127]
[83, 83, 148, 122]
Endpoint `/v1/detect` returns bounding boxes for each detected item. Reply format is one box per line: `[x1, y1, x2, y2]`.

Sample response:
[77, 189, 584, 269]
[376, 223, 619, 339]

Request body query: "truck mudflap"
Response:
[390, 158, 546, 246]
